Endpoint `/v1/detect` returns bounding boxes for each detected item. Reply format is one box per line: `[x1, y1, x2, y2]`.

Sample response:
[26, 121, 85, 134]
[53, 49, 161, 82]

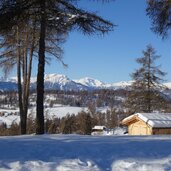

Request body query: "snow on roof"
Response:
[92, 126, 106, 130]
[122, 113, 171, 128]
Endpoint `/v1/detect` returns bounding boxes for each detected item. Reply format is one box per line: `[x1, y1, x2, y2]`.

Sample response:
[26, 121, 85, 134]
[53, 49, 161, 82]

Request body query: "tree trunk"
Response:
[36, 0, 46, 134]
[25, 25, 35, 132]
[147, 54, 151, 112]
[21, 28, 29, 134]
[16, 26, 26, 134]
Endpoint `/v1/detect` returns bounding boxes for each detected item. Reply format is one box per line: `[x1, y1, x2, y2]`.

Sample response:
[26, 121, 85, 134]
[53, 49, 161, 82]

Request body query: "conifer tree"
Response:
[77, 112, 92, 135]
[0, 0, 114, 134]
[125, 45, 167, 113]
[147, 0, 171, 38]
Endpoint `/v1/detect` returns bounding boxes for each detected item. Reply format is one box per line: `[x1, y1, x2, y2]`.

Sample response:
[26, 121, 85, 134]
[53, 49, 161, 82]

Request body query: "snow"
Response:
[0, 120, 3, 126]
[45, 106, 88, 118]
[109, 81, 133, 89]
[0, 115, 20, 128]
[44, 74, 70, 84]
[0, 109, 20, 127]
[96, 107, 110, 113]
[0, 109, 19, 113]
[164, 82, 171, 89]
[138, 113, 171, 128]
[92, 125, 106, 130]
[112, 127, 127, 135]
[1, 135, 171, 170]
[0, 106, 84, 127]
[27, 106, 89, 120]
[0, 106, 112, 127]
[122, 113, 171, 128]
[75, 77, 105, 89]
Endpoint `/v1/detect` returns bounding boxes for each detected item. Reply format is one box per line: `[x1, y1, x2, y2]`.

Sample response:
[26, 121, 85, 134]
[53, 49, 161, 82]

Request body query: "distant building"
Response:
[91, 126, 107, 135]
[121, 113, 171, 135]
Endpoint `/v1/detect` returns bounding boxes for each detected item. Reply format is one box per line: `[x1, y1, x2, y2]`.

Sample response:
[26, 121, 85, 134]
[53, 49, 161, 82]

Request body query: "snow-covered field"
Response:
[1, 135, 171, 171]
[0, 106, 111, 127]
[0, 106, 88, 127]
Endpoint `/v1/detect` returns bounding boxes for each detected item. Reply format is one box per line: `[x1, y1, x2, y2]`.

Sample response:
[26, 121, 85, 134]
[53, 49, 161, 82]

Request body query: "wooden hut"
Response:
[91, 125, 107, 135]
[121, 113, 171, 135]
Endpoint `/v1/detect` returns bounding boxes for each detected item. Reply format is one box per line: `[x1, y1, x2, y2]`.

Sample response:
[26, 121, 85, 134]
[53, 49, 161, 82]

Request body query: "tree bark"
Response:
[147, 53, 151, 112]
[24, 25, 35, 132]
[16, 26, 26, 134]
[36, 0, 46, 134]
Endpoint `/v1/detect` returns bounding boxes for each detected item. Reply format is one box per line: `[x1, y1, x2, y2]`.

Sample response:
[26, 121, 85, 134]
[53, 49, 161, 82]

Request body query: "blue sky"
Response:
[9, 1, 171, 83]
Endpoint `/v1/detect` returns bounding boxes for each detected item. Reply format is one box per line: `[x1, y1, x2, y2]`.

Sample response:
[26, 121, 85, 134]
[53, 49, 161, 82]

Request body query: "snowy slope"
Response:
[31, 74, 89, 91]
[45, 106, 88, 118]
[0, 109, 20, 127]
[1, 135, 171, 170]
[0, 106, 112, 127]
[0, 106, 87, 127]
[75, 77, 106, 89]
[109, 81, 133, 89]
[40, 106, 89, 119]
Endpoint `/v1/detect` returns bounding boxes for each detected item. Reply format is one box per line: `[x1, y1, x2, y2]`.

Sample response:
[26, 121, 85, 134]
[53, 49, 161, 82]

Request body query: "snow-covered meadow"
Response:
[0, 105, 112, 128]
[1, 135, 171, 171]
[0, 106, 86, 127]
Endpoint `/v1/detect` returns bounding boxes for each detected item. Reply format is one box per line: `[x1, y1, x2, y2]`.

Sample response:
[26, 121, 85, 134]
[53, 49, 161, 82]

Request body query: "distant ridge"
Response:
[0, 73, 170, 91]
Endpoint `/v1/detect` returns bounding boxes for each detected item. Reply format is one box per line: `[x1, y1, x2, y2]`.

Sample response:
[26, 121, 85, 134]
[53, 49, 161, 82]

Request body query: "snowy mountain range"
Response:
[0, 73, 170, 91]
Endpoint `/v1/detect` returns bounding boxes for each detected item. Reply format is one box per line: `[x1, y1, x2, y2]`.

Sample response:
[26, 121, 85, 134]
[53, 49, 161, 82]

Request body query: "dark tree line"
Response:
[44, 89, 125, 108]
[0, 109, 124, 136]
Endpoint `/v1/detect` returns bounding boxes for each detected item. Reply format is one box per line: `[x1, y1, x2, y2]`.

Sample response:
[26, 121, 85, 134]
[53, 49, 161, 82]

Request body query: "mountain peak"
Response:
[75, 77, 105, 88]
[1, 73, 171, 91]
[44, 74, 70, 84]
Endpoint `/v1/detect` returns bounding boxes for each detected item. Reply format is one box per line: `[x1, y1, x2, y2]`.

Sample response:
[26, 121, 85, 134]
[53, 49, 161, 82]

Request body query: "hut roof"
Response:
[92, 126, 106, 130]
[122, 113, 171, 128]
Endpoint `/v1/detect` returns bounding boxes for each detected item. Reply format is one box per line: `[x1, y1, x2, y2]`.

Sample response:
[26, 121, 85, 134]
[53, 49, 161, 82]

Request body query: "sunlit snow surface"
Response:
[0, 106, 110, 127]
[1, 135, 171, 171]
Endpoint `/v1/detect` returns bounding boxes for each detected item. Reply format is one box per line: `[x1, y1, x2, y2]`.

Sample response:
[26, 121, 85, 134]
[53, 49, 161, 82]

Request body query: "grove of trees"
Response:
[0, 0, 114, 134]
